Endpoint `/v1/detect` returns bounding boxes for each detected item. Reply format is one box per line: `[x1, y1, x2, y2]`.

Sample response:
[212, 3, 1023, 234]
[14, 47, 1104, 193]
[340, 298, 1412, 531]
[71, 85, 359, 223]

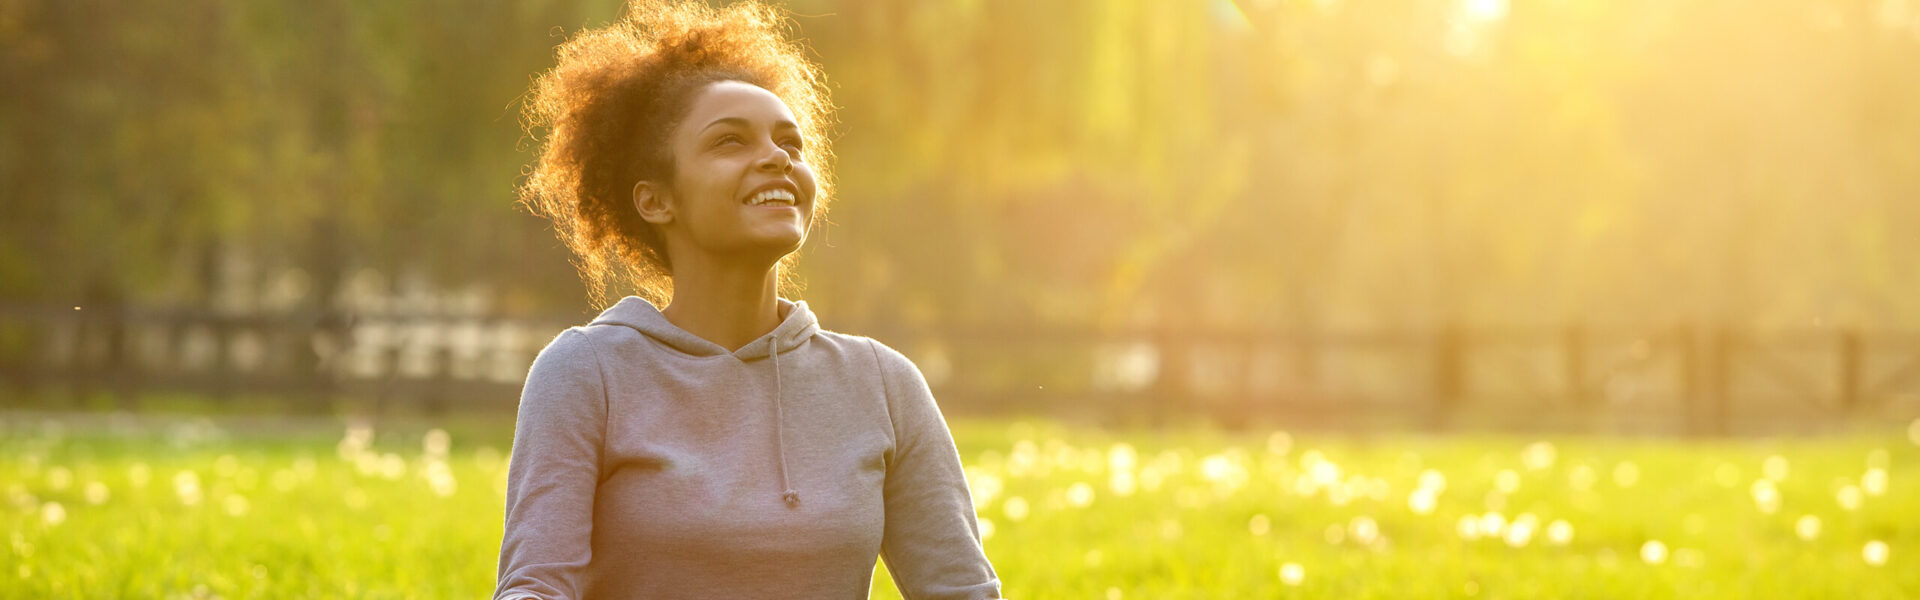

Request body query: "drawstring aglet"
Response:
[782, 490, 800, 507]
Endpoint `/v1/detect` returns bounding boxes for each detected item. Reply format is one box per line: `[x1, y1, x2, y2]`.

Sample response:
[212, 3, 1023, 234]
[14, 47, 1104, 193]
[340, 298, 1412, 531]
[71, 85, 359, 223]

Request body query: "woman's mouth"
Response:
[745, 188, 798, 207]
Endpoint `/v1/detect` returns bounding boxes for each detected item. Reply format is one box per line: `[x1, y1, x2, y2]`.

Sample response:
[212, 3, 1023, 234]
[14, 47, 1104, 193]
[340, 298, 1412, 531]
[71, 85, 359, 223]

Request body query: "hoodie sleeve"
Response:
[869, 340, 1003, 600]
[495, 328, 607, 600]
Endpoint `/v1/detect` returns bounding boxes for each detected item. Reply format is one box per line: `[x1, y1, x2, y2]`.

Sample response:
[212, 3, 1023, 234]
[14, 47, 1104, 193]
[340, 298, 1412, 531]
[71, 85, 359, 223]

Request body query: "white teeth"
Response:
[748, 189, 796, 206]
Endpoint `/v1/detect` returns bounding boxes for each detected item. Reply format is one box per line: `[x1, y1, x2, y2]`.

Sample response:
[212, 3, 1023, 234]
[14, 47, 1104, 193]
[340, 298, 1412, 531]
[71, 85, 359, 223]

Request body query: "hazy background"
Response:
[4, 2, 1919, 595]
[4, 0, 1919, 430]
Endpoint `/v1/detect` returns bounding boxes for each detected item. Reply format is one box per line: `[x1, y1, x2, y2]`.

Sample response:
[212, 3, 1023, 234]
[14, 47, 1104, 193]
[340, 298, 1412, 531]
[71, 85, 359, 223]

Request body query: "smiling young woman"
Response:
[496, 1, 1002, 599]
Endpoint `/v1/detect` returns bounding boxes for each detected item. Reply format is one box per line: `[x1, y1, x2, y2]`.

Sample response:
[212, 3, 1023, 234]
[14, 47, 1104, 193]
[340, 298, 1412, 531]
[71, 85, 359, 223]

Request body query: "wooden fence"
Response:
[3, 303, 1917, 434]
[900, 322, 1920, 434]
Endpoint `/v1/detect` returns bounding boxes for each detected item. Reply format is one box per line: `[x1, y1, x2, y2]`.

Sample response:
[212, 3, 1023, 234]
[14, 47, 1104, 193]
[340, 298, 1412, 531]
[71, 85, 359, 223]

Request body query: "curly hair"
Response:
[518, 0, 835, 308]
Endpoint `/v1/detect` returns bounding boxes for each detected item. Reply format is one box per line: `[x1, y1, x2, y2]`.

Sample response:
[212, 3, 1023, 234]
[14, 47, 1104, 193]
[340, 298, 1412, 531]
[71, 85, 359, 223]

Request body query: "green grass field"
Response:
[4, 411, 1916, 598]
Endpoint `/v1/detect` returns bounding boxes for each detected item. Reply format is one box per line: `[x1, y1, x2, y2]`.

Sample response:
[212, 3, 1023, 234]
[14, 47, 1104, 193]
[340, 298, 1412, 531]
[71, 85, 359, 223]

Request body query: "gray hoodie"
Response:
[494, 297, 1001, 599]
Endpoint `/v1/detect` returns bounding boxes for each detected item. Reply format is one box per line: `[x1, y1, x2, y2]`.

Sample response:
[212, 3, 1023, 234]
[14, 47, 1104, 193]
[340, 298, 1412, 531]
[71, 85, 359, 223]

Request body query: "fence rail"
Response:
[3, 303, 1917, 434]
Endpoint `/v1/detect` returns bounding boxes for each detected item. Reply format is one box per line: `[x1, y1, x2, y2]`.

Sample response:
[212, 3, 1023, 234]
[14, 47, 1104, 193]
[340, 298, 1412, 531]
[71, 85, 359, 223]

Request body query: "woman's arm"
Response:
[869, 340, 1003, 600]
[495, 329, 608, 600]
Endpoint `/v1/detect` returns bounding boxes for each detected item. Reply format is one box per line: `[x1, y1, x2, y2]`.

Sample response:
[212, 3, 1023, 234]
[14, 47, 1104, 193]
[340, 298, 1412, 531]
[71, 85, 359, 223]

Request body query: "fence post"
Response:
[309, 308, 348, 414]
[1431, 325, 1464, 430]
[1708, 325, 1732, 436]
[210, 314, 235, 407]
[1839, 328, 1861, 413]
[1298, 329, 1321, 404]
[1565, 323, 1589, 409]
[426, 337, 452, 416]
[1237, 336, 1258, 429]
[1151, 329, 1189, 428]
[75, 285, 131, 408]
[1679, 324, 1703, 436]
[1681, 323, 1733, 436]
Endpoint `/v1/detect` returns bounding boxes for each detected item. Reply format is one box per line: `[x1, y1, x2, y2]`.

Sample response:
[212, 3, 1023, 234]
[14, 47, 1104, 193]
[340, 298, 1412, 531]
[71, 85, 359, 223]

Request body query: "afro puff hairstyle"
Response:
[518, 0, 834, 307]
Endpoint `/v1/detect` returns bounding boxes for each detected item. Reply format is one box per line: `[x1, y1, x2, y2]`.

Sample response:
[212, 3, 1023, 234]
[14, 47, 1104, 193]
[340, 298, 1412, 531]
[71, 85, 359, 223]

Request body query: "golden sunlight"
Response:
[1462, 0, 1509, 22]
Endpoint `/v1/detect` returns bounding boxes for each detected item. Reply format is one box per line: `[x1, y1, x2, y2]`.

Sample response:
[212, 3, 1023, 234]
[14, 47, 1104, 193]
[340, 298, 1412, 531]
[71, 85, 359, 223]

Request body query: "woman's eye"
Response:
[715, 135, 743, 147]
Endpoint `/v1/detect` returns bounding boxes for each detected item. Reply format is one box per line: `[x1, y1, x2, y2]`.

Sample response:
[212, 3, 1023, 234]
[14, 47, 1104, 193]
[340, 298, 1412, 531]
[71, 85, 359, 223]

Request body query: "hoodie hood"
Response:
[588, 296, 820, 360]
[586, 295, 817, 508]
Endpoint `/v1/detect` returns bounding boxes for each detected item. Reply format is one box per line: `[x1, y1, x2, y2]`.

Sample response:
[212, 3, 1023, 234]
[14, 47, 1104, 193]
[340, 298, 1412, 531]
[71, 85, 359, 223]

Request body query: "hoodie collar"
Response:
[589, 296, 819, 360]
[588, 294, 812, 507]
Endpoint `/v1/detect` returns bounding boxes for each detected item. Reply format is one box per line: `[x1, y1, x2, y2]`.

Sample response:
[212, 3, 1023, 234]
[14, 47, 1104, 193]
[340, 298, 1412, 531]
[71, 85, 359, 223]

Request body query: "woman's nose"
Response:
[757, 144, 793, 173]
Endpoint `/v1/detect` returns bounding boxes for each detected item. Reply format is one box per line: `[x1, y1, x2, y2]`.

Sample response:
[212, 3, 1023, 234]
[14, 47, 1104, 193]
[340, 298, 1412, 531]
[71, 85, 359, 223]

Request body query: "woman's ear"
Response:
[633, 180, 673, 225]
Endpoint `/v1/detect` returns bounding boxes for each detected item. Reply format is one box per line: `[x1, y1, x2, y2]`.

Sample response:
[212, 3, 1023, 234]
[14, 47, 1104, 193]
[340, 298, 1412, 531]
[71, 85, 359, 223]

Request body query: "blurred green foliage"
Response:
[3, 0, 1917, 328]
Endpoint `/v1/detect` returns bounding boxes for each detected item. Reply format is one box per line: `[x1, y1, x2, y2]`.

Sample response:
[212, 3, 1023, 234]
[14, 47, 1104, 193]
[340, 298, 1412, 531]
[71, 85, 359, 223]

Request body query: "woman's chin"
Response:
[743, 229, 807, 260]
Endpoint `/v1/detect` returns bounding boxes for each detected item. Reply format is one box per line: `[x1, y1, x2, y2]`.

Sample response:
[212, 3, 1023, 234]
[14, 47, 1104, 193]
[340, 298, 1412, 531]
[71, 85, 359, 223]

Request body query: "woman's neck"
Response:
[660, 256, 784, 352]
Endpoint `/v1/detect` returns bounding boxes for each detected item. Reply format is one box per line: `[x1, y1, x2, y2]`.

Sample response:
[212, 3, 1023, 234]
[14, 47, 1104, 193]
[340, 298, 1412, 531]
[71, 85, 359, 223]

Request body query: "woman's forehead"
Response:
[684, 80, 798, 131]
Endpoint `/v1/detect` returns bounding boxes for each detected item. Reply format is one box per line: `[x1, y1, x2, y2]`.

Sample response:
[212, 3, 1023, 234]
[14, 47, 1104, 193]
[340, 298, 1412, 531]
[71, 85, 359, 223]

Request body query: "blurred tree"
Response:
[2, 0, 1917, 333]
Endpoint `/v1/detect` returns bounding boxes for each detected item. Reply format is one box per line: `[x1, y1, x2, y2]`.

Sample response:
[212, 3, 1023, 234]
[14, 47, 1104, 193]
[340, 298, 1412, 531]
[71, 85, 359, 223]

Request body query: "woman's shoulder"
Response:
[535, 325, 601, 355]
[529, 325, 602, 353]
[810, 329, 917, 371]
[524, 326, 606, 377]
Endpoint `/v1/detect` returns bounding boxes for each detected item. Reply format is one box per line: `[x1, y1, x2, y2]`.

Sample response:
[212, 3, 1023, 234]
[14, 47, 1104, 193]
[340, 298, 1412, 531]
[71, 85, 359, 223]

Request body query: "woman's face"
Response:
[647, 80, 817, 265]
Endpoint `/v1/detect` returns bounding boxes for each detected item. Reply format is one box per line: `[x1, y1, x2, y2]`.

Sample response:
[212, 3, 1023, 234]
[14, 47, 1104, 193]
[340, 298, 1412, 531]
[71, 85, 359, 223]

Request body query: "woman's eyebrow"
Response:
[699, 117, 751, 133]
[699, 117, 800, 133]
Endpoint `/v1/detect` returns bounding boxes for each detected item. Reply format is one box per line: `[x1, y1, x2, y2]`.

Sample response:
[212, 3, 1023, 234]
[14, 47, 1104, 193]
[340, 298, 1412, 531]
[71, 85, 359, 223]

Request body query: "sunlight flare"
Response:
[46, 467, 71, 492]
[1520, 441, 1556, 471]
[1795, 515, 1821, 541]
[1266, 432, 1292, 456]
[1568, 465, 1596, 491]
[1836, 484, 1863, 511]
[1457, 515, 1482, 540]
[1002, 496, 1029, 522]
[1750, 479, 1781, 514]
[40, 502, 65, 527]
[1864, 540, 1890, 566]
[128, 463, 150, 489]
[1408, 488, 1438, 515]
[1861, 468, 1888, 496]
[1546, 519, 1574, 546]
[224, 494, 250, 517]
[84, 481, 109, 505]
[1279, 562, 1305, 586]
[1503, 518, 1533, 548]
[1640, 540, 1669, 565]
[175, 470, 203, 506]
[424, 428, 452, 457]
[1494, 469, 1521, 494]
[1461, 0, 1508, 22]
[1349, 516, 1380, 546]
[1612, 462, 1640, 488]
[1066, 482, 1095, 508]
[1763, 456, 1791, 482]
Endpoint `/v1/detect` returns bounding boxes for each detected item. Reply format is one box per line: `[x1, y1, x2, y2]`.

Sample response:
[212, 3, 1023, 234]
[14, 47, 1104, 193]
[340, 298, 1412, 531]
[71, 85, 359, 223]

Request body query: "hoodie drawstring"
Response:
[772, 335, 800, 508]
